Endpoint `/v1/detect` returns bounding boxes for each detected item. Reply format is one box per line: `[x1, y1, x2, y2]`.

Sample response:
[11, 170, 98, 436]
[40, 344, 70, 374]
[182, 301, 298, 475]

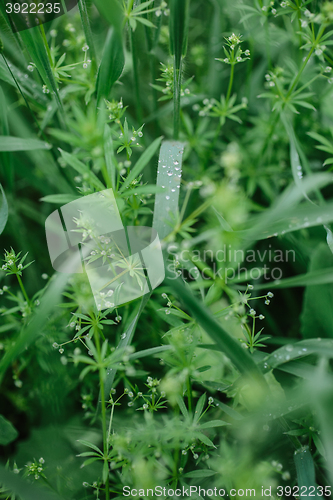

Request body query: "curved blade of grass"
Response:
[0, 182, 8, 235]
[120, 136, 163, 193]
[0, 136, 51, 151]
[58, 148, 105, 191]
[249, 267, 333, 290]
[258, 339, 333, 372]
[0, 87, 13, 190]
[19, 27, 63, 114]
[294, 447, 323, 499]
[40, 194, 79, 204]
[96, 27, 125, 104]
[152, 140, 185, 240]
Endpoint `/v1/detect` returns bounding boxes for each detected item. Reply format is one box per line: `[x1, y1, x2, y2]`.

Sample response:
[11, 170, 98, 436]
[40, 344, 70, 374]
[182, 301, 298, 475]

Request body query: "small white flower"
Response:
[265, 299, 270, 305]
[324, 66, 332, 73]
[301, 19, 308, 28]
[27, 64, 34, 72]
[224, 58, 229, 63]
[248, 284, 254, 290]
[18, 264, 23, 270]
[249, 309, 256, 316]
[70, 322, 76, 328]
[3, 286, 8, 291]
[267, 292, 274, 298]
[259, 314, 265, 320]
[83, 63, 88, 69]
[244, 49, 250, 56]
[41, 273, 48, 279]
[143, 404, 148, 409]
[271, 8, 277, 15]
[52, 342, 59, 349]
[237, 56, 242, 62]
[208, 396, 214, 404]
[82, 44, 89, 52]
[59, 348, 64, 354]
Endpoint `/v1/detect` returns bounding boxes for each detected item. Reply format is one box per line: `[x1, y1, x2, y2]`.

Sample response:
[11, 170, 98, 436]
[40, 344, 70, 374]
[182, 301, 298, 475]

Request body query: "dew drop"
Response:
[174, 160, 179, 165]
[121, 333, 126, 340]
[166, 196, 170, 200]
[167, 172, 173, 177]
[286, 345, 293, 352]
[171, 188, 176, 192]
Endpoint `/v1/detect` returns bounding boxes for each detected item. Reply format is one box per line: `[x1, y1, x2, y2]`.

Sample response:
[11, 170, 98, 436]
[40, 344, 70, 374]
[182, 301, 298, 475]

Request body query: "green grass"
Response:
[1, 0, 333, 498]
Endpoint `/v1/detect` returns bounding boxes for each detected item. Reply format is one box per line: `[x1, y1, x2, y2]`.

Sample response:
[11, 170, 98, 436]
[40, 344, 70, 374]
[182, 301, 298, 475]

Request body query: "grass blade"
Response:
[294, 447, 323, 499]
[96, 27, 125, 104]
[0, 136, 51, 151]
[0, 182, 8, 235]
[152, 140, 185, 240]
[119, 136, 163, 192]
[19, 27, 63, 114]
[0, 87, 13, 190]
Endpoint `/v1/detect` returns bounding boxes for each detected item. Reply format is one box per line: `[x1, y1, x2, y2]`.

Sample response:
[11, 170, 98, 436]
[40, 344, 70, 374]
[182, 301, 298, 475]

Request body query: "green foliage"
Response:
[1, 0, 333, 498]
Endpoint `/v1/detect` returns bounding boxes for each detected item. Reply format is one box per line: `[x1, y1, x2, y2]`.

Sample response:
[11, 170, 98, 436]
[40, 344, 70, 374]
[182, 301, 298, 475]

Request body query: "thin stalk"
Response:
[130, 28, 143, 125]
[16, 274, 30, 305]
[186, 375, 192, 413]
[173, 57, 182, 140]
[225, 62, 234, 104]
[94, 326, 110, 500]
[287, 25, 325, 98]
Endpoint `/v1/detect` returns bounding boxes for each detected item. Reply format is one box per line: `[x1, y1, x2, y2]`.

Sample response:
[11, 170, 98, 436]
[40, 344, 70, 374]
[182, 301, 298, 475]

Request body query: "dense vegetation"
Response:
[1, 0, 333, 499]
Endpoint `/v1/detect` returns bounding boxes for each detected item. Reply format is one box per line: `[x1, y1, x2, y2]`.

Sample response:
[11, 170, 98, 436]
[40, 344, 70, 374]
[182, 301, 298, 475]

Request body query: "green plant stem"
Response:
[226, 62, 235, 104]
[130, 28, 143, 125]
[16, 274, 30, 305]
[186, 375, 192, 413]
[287, 25, 325, 98]
[173, 57, 182, 140]
[94, 326, 110, 500]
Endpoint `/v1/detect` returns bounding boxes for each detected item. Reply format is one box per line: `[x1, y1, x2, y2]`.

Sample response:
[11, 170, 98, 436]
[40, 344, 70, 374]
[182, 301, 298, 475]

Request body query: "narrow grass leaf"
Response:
[259, 339, 333, 371]
[0, 183, 8, 235]
[152, 140, 185, 240]
[294, 447, 323, 499]
[40, 194, 80, 204]
[0, 136, 51, 151]
[19, 27, 63, 113]
[120, 136, 163, 193]
[58, 149, 105, 191]
[96, 27, 125, 103]
[0, 415, 18, 445]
